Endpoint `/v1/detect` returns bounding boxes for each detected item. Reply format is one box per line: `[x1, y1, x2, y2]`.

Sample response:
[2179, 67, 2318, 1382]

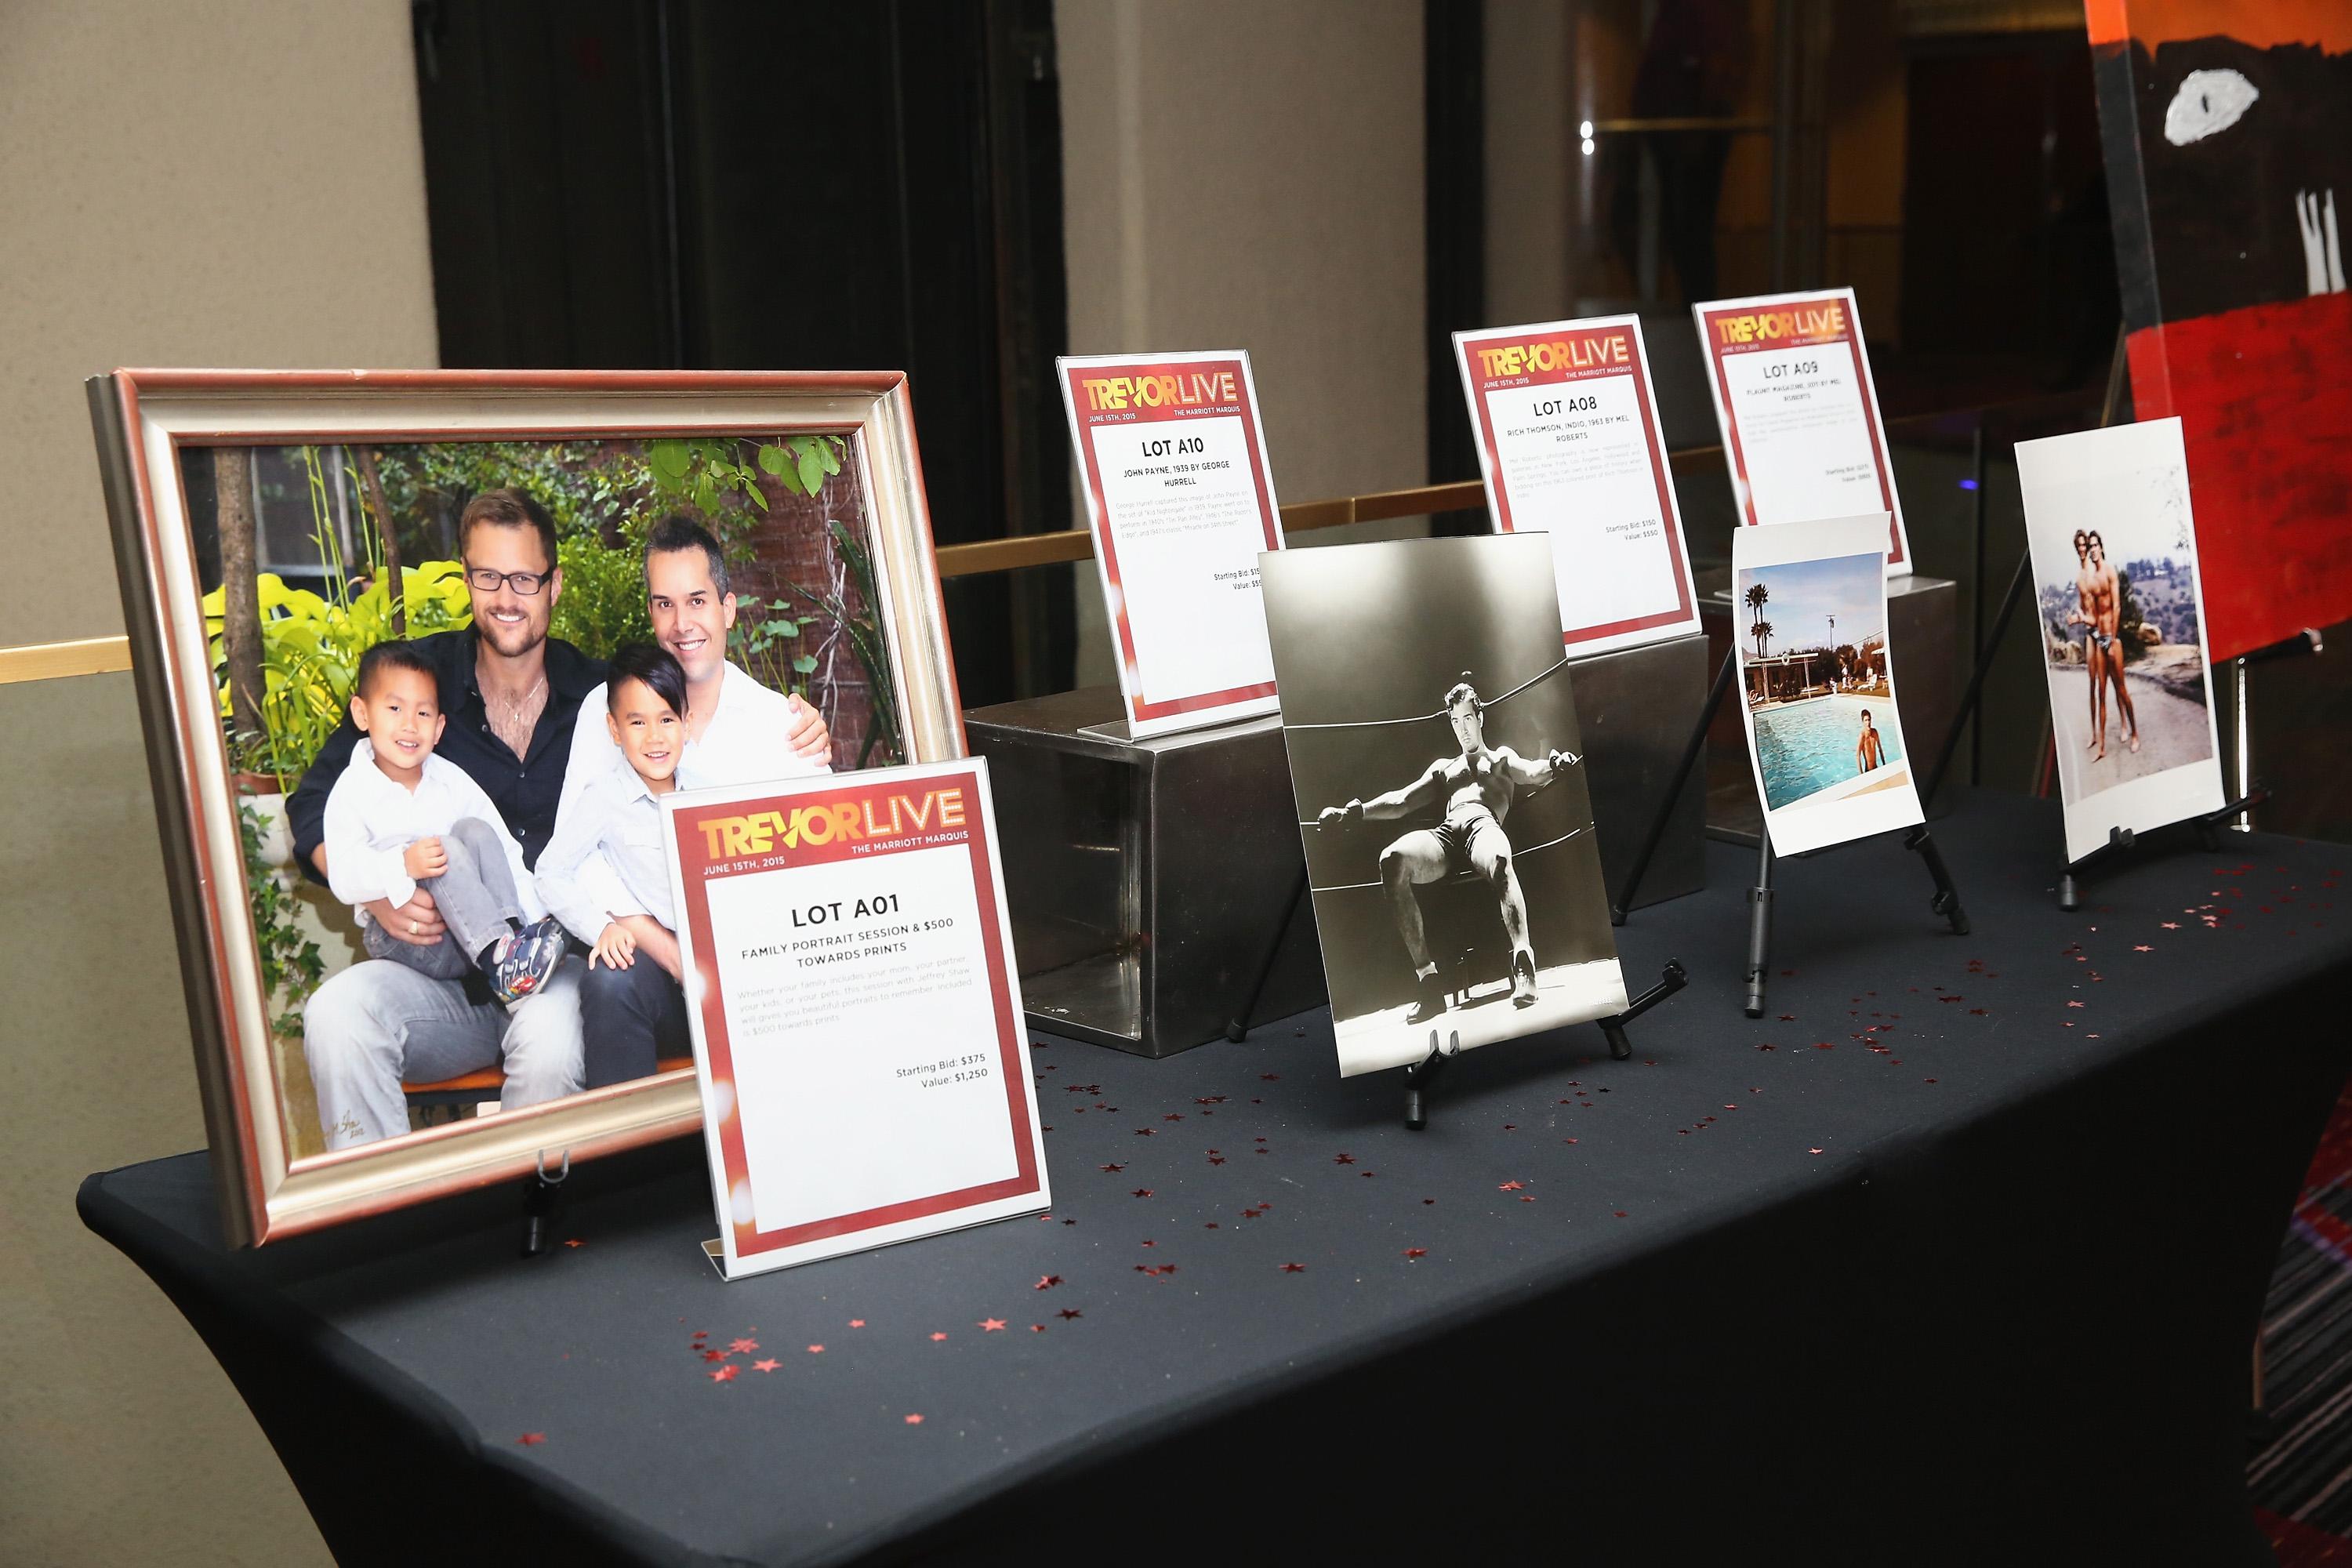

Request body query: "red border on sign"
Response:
[1697, 295, 1907, 568]
[1462, 321, 1697, 647]
[1064, 358, 1282, 720]
[671, 769, 1039, 1255]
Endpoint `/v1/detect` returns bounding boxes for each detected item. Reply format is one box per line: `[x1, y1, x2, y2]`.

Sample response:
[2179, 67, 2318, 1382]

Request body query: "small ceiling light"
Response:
[1581, 136, 1595, 156]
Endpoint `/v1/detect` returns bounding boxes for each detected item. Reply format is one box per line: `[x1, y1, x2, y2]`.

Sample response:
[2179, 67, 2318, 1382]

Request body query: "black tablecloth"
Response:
[82, 793, 2352, 1565]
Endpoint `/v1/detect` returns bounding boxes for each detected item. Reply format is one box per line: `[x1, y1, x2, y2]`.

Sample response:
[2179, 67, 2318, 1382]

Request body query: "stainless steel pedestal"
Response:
[1569, 630, 1710, 912]
[966, 689, 1320, 1057]
[967, 639, 1711, 1055]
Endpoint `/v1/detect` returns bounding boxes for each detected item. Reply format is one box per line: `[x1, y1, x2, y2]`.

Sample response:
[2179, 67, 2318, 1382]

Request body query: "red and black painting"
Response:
[2089, 2, 2351, 659]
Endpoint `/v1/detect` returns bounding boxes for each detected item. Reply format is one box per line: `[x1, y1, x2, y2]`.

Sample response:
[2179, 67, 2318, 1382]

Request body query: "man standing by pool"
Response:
[1856, 708, 1886, 775]
[289, 490, 833, 1149]
[1316, 677, 1580, 1025]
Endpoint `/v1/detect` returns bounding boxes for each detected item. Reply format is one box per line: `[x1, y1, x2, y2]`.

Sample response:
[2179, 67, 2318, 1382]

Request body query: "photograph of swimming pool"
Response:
[1731, 514, 1926, 856]
[1753, 694, 1906, 811]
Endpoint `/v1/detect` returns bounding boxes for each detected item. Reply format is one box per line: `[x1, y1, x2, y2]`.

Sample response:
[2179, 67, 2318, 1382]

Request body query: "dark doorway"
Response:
[408, 0, 1074, 706]
[1899, 29, 2112, 387]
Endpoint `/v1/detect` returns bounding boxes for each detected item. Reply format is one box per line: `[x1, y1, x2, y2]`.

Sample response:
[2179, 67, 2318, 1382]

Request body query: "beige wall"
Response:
[0, 2, 435, 1563]
[1057, 0, 1426, 684]
[1484, 0, 1573, 328]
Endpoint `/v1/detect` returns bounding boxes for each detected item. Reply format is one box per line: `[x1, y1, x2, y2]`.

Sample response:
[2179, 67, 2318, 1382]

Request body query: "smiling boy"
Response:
[321, 641, 569, 1001]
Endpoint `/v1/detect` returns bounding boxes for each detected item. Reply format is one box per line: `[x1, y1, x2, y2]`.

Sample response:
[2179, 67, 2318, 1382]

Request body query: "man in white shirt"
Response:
[555, 517, 831, 1086]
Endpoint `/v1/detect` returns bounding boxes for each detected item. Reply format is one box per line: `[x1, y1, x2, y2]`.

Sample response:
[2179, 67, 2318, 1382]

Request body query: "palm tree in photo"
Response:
[1752, 618, 1775, 700]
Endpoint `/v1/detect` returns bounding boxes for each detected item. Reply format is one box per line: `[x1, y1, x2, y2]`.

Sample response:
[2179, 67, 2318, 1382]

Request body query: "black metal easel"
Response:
[520, 1149, 568, 1258]
[1914, 530, 2315, 910]
[1612, 642, 1970, 1018]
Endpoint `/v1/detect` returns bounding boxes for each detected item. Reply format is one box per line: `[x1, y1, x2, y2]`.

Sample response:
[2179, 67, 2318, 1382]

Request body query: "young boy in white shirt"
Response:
[322, 641, 569, 1004]
[535, 642, 697, 1087]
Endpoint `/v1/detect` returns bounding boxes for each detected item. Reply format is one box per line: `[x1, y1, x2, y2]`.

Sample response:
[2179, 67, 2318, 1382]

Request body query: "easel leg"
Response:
[1596, 960, 1689, 1061]
[1403, 1031, 1459, 1131]
[1613, 644, 1736, 924]
[1904, 826, 1970, 935]
[1227, 865, 1310, 1043]
[1744, 838, 1774, 1019]
[521, 1149, 568, 1258]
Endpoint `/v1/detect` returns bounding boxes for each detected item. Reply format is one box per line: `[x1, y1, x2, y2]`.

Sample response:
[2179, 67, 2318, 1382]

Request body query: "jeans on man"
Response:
[303, 955, 586, 1149]
[581, 954, 690, 1089]
[357, 817, 526, 980]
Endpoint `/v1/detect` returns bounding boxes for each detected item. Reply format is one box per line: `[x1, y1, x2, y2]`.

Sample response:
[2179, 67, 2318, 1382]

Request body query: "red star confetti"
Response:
[1334, 1153, 1356, 1165]
[807, 1345, 825, 1355]
[1134, 1128, 1155, 1137]
[1100, 1163, 1125, 1173]
[1613, 1210, 1628, 1218]
[701, 1348, 728, 1363]
[1035, 1275, 1062, 1290]
[2133, 945, 2153, 953]
[849, 1319, 866, 1328]
[930, 1332, 948, 1342]
[753, 1359, 781, 1373]
[1281, 1262, 1306, 1273]
[1132, 1189, 1154, 1198]
[2067, 1000, 2084, 1008]
[1403, 1247, 1427, 1260]
[710, 1365, 739, 1383]
[979, 1319, 1007, 1331]
[1209, 1156, 1226, 1166]
[1498, 1181, 1524, 1192]
[1261, 1073, 1280, 1081]
[1809, 1148, 1825, 1155]
[1030, 1324, 1047, 1334]
[905, 1414, 925, 1425]
[1163, 1113, 1184, 1122]
[1058, 1309, 1083, 1320]
[518, 1432, 547, 1446]
[728, 1338, 759, 1354]
[562, 1239, 583, 1249]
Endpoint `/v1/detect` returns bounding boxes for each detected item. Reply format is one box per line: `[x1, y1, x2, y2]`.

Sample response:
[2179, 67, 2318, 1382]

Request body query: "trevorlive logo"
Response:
[697, 788, 967, 858]
[1475, 333, 1628, 379]
[1080, 369, 1239, 412]
[1712, 301, 1847, 347]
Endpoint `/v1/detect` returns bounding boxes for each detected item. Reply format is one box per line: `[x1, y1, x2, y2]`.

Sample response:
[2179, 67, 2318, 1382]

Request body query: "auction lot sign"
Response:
[664, 760, 1048, 1279]
[1693, 288, 1911, 574]
[1058, 349, 1287, 739]
[1454, 314, 1700, 655]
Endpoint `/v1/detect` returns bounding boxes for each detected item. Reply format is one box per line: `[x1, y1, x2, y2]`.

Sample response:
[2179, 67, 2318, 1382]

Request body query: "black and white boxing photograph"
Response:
[1258, 532, 1629, 1076]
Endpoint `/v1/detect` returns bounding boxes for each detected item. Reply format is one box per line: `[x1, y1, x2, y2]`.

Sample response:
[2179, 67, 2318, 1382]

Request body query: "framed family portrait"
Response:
[89, 370, 966, 1245]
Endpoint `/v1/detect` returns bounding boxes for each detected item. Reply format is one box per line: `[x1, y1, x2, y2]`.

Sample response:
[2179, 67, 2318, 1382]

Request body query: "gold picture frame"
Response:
[88, 369, 965, 1245]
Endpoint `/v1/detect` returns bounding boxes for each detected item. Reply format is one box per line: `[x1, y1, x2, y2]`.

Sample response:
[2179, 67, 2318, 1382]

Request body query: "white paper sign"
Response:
[663, 759, 1049, 1279]
[1453, 314, 1701, 655]
[1694, 289, 1911, 575]
[1059, 350, 1286, 738]
[2016, 417, 2226, 862]
[1730, 514, 1926, 856]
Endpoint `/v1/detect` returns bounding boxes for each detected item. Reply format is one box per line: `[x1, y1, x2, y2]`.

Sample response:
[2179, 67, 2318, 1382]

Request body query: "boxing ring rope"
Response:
[1308, 823, 1591, 893]
[1279, 652, 1576, 731]
[1284, 656, 1592, 893]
